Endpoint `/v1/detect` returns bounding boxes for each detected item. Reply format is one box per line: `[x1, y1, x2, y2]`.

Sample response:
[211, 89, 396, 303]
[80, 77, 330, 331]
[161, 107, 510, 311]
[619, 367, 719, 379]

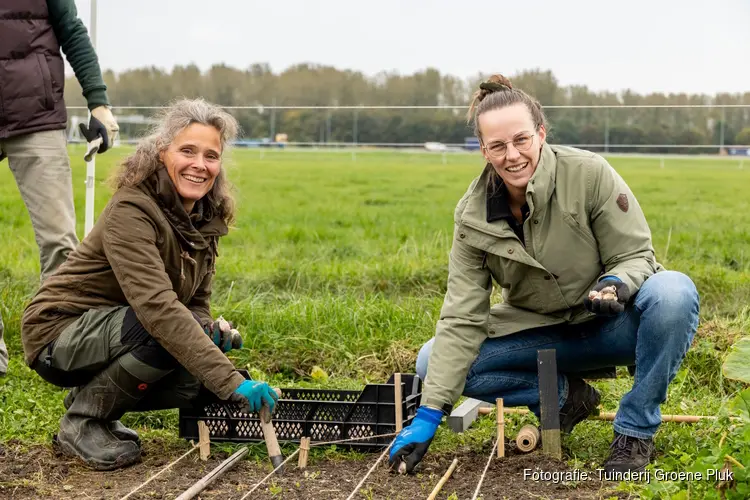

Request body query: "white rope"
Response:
[238, 448, 301, 500]
[311, 431, 398, 448]
[119, 445, 198, 500]
[470, 438, 499, 500]
[345, 437, 396, 500]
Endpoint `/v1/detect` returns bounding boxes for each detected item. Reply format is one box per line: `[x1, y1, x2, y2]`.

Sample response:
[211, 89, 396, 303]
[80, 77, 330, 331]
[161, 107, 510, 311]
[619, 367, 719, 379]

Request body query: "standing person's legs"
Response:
[5, 130, 79, 282]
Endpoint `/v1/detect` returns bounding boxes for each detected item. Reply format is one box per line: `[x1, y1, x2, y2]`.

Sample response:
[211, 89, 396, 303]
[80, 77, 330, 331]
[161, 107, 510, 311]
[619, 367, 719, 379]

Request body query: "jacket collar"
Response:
[486, 179, 514, 223]
[140, 166, 228, 251]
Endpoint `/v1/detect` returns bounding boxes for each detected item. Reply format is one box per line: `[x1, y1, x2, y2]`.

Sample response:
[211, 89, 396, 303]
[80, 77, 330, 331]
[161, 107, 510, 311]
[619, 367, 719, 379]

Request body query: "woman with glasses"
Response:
[389, 74, 699, 476]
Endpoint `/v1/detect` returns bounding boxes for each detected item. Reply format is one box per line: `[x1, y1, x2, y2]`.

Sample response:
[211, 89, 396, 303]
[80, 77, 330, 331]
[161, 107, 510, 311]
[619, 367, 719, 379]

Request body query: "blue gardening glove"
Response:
[388, 406, 442, 473]
[230, 379, 279, 414]
[584, 277, 631, 316]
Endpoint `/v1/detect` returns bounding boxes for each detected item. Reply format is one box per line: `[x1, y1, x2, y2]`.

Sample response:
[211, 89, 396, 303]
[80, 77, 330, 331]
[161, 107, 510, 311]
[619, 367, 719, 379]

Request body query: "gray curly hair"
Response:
[110, 98, 240, 225]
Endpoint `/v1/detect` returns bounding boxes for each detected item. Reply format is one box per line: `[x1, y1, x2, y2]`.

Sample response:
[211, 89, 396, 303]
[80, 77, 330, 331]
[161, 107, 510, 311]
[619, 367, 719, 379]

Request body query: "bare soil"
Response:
[0, 438, 628, 499]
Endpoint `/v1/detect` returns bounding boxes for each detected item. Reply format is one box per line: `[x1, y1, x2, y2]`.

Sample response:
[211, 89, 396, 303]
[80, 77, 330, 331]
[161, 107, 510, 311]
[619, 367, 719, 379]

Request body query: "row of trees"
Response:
[63, 64, 750, 153]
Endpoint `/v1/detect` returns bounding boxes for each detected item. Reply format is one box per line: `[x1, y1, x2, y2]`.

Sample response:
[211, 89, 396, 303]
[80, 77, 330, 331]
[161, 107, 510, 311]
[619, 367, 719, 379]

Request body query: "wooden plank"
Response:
[537, 349, 562, 459]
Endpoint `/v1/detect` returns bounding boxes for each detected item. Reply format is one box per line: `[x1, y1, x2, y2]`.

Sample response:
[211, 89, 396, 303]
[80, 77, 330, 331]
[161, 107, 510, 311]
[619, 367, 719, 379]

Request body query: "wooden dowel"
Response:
[427, 458, 459, 500]
[496, 398, 505, 458]
[482, 407, 720, 423]
[175, 447, 248, 500]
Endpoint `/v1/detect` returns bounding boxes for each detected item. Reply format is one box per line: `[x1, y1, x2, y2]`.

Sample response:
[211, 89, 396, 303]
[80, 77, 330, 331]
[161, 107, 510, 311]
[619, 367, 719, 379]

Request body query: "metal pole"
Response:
[84, 0, 98, 237]
[719, 107, 726, 154]
[326, 108, 332, 144]
[352, 109, 358, 161]
[353, 108, 359, 145]
[270, 96, 276, 141]
[604, 109, 610, 153]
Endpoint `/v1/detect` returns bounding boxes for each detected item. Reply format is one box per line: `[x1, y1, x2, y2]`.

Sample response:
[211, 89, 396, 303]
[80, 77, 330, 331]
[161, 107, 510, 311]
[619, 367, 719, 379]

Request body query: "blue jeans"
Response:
[416, 271, 699, 439]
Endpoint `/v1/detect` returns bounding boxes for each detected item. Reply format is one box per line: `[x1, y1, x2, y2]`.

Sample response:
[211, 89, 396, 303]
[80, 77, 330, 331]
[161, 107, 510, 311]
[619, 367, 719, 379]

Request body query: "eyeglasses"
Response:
[482, 133, 536, 159]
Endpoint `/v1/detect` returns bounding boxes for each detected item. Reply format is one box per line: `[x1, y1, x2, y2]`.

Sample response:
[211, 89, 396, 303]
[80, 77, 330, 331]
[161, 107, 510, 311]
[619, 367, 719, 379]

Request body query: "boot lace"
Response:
[607, 433, 633, 462]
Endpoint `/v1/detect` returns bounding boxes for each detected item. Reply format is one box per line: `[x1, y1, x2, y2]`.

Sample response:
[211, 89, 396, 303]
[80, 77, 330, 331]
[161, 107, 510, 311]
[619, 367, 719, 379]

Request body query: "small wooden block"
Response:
[447, 398, 494, 433]
[198, 420, 211, 461]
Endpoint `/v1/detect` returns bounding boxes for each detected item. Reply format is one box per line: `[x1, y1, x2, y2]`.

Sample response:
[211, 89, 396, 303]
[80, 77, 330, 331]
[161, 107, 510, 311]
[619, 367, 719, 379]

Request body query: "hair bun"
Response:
[479, 81, 509, 92]
[480, 74, 513, 94]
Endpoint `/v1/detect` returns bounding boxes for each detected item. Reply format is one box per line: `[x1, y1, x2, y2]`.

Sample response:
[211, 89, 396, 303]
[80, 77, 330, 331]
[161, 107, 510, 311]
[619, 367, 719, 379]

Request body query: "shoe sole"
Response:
[54, 435, 142, 471]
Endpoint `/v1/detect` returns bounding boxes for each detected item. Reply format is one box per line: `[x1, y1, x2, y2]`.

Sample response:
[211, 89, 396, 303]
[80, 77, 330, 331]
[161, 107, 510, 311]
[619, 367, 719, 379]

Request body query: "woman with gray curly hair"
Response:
[21, 98, 278, 471]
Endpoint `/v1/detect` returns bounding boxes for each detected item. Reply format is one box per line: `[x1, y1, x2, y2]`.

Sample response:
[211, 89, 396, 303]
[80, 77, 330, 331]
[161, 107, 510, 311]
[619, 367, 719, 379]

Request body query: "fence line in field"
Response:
[67, 104, 750, 110]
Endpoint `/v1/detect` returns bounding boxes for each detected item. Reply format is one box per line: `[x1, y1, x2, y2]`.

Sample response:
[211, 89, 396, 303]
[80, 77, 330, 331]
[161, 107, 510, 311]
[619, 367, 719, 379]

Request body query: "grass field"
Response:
[1, 146, 749, 498]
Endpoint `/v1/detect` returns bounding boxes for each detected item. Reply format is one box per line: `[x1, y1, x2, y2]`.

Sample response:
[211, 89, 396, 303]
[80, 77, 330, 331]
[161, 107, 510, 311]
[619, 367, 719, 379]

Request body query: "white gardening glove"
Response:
[90, 105, 119, 153]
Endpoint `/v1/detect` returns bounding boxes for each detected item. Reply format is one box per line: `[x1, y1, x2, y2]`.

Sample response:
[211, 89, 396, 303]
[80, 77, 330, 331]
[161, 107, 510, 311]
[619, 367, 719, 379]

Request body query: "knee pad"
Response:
[120, 308, 179, 370]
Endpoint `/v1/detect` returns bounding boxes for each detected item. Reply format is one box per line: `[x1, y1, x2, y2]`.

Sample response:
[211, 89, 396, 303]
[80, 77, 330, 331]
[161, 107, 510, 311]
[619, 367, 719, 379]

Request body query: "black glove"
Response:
[583, 278, 631, 316]
[78, 115, 110, 154]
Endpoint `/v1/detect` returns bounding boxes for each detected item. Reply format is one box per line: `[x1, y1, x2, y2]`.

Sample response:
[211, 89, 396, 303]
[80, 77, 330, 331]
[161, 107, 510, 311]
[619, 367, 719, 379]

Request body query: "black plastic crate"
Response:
[179, 372, 422, 450]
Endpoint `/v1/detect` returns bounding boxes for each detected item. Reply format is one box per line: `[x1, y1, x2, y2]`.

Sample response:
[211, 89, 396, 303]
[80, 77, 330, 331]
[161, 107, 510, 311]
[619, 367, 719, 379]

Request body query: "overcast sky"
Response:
[68, 0, 749, 98]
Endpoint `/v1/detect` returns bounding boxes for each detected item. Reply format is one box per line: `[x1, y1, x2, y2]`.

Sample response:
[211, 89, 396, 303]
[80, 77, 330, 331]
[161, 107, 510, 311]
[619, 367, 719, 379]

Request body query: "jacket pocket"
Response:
[561, 211, 598, 250]
[35, 54, 54, 110]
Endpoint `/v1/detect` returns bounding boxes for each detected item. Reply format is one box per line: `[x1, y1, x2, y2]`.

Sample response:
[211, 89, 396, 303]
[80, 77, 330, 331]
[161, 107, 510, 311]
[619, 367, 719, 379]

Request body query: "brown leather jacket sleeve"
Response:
[102, 200, 245, 399]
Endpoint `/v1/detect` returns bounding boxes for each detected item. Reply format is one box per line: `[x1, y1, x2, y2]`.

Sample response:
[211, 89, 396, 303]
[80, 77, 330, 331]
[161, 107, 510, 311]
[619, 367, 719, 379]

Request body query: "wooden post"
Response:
[516, 424, 540, 453]
[537, 349, 562, 460]
[297, 437, 311, 469]
[394, 373, 403, 432]
[496, 398, 505, 458]
[198, 421, 210, 461]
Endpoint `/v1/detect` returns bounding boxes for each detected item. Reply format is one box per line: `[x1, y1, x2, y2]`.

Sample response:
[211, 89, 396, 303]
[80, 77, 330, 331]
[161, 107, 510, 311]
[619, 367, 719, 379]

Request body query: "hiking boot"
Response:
[559, 377, 601, 433]
[602, 432, 655, 473]
[57, 366, 142, 471]
[64, 387, 141, 445]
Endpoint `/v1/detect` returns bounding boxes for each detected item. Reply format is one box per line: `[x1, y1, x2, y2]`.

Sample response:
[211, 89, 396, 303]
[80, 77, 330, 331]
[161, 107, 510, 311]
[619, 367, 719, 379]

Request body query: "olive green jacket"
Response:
[421, 144, 663, 413]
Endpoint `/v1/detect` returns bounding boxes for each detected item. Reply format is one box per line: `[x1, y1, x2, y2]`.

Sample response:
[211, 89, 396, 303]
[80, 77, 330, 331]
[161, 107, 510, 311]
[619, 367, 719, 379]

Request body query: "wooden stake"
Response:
[394, 373, 403, 432]
[175, 447, 248, 500]
[427, 458, 459, 500]
[516, 424, 540, 453]
[297, 437, 311, 469]
[496, 398, 505, 458]
[198, 420, 210, 461]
